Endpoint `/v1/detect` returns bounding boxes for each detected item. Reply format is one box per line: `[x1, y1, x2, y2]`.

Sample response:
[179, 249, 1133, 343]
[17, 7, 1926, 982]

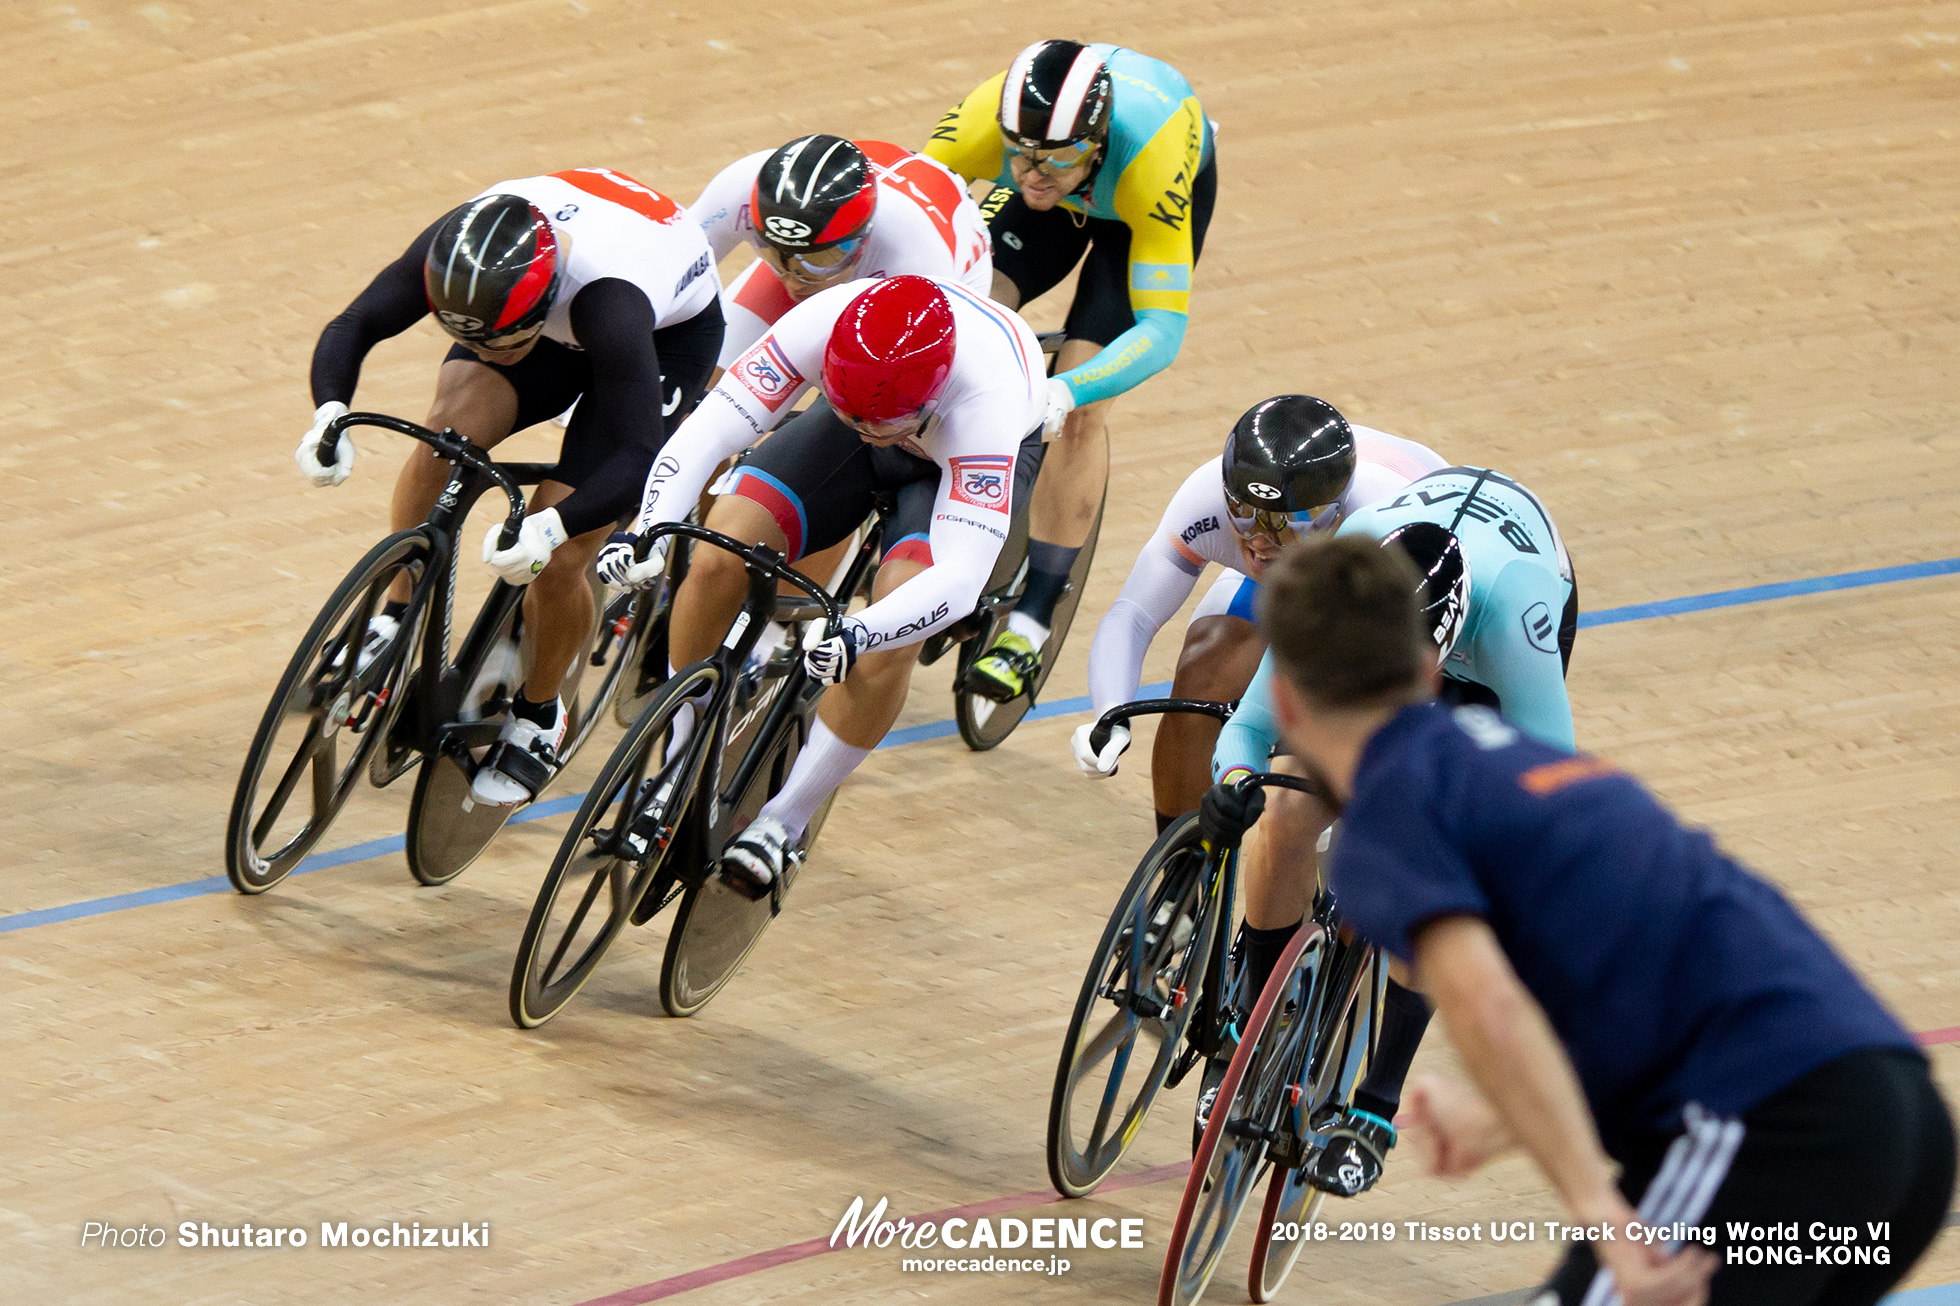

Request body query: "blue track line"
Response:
[3, 554, 1954, 937]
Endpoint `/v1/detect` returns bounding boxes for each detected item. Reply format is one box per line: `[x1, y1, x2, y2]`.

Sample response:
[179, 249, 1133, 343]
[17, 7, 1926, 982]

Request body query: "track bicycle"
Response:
[225, 412, 668, 894]
[509, 515, 881, 1028]
[1046, 698, 1251, 1198]
[921, 330, 1104, 751]
[1158, 771, 1388, 1306]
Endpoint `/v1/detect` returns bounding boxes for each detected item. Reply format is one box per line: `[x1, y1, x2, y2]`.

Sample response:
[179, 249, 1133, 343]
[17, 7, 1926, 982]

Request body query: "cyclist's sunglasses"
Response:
[840, 402, 936, 441]
[470, 323, 545, 354]
[1001, 132, 1099, 177]
[762, 233, 869, 284]
[1225, 493, 1341, 541]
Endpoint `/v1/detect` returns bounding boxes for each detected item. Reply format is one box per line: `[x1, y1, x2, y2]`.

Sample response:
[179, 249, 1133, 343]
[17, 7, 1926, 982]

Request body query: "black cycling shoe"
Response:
[1305, 1108, 1395, 1197]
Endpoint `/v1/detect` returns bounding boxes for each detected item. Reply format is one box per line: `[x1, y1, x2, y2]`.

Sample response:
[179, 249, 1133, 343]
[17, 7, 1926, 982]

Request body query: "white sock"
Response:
[757, 719, 870, 839]
[1006, 611, 1052, 650]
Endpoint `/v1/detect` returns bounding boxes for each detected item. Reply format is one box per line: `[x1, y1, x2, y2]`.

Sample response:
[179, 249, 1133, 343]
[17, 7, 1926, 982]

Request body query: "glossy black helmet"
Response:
[1220, 395, 1357, 537]
[752, 135, 877, 253]
[424, 195, 560, 347]
[999, 40, 1113, 150]
[1383, 521, 1471, 658]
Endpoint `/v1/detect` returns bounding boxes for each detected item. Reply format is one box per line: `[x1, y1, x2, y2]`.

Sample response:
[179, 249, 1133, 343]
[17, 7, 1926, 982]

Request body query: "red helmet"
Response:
[821, 276, 957, 427]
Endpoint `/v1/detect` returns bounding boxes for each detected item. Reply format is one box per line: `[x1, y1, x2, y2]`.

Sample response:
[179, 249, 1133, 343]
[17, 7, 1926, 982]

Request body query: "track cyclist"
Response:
[1073, 395, 1444, 828]
[1256, 537, 1952, 1306]
[690, 134, 993, 367]
[1201, 464, 1578, 1201]
[597, 275, 1046, 897]
[924, 39, 1216, 703]
[295, 168, 724, 807]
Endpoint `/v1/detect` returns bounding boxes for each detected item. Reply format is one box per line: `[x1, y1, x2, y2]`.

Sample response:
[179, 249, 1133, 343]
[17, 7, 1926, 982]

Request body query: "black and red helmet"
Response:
[751, 135, 877, 253]
[998, 39, 1113, 151]
[423, 195, 560, 346]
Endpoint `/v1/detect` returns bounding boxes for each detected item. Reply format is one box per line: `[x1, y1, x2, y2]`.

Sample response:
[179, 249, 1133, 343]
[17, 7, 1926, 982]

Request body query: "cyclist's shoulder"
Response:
[1104, 46, 1201, 113]
[1161, 455, 1227, 519]
[694, 149, 772, 205]
[1351, 426, 1448, 476]
[925, 73, 1009, 173]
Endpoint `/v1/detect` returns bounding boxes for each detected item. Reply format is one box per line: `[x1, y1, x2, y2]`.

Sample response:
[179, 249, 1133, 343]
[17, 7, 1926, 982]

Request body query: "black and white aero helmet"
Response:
[998, 40, 1114, 150]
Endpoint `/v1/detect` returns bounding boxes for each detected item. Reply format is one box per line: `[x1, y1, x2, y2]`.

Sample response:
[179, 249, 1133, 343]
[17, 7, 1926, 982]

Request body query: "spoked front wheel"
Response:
[1047, 812, 1217, 1197]
[1159, 922, 1329, 1306]
[225, 531, 428, 894]
[507, 664, 717, 1029]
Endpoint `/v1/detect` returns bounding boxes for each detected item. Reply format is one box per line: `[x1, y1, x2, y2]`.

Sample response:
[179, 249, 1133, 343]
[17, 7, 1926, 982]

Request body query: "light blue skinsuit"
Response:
[1214, 466, 1578, 778]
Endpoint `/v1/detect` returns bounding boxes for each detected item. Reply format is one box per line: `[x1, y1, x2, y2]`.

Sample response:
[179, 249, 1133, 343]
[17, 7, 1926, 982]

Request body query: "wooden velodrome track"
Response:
[6, 0, 1957, 1302]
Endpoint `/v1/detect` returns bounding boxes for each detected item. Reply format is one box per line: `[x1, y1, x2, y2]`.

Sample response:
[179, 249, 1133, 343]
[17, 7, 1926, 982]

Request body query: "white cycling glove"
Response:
[1070, 720, 1131, 778]
[596, 531, 669, 589]
[1043, 376, 1076, 438]
[802, 621, 860, 687]
[482, 507, 568, 586]
[294, 401, 353, 487]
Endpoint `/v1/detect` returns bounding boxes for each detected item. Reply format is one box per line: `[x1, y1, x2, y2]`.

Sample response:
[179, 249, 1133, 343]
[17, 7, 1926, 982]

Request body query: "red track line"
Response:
[573, 1024, 1960, 1304]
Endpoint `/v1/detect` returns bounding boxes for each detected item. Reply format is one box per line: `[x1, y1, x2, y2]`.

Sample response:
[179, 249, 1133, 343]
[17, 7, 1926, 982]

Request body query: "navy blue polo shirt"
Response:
[1331, 701, 1914, 1145]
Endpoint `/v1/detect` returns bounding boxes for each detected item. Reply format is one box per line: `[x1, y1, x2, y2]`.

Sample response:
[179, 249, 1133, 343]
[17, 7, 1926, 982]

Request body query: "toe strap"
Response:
[482, 737, 559, 801]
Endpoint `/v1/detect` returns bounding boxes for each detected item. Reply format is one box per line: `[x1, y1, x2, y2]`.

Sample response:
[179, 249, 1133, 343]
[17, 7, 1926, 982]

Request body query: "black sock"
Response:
[511, 692, 559, 729]
[1240, 919, 1303, 1008]
[381, 599, 409, 621]
[1352, 978, 1433, 1123]
[1155, 811, 1179, 835]
[1014, 540, 1081, 628]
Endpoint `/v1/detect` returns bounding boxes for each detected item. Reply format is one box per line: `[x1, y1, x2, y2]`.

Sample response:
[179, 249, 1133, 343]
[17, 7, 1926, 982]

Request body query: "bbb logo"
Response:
[1001, 231, 1023, 250]
[555, 203, 580, 221]
[764, 215, 812, 245]
[1244, 482, 1282, 501]
[437, 310, 484, 333]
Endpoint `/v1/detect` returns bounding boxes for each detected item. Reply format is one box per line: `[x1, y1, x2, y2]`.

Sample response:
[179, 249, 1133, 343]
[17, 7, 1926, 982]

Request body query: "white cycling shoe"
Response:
[719, 814, 797, 900]
[332, 613, 399, 676]
[469, 700, 566, 807]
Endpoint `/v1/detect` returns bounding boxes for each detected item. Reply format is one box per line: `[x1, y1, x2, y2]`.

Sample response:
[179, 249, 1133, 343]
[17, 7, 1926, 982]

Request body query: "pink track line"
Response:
[574, 1023, 1960, 1304]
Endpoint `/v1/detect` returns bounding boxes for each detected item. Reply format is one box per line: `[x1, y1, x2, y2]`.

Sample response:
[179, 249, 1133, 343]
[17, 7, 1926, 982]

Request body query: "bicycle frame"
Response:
[1086, 698, 1245, 1078]
[314, 414, 546, 766]
[1208, 771, 1385, 1171]
[619, 520, 860, 905]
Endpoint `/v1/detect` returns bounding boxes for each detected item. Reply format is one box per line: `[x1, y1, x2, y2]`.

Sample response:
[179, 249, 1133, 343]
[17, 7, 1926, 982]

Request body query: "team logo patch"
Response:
[1245, 481, 1282, 501]
[1520, 601, 1559, 653]
[949, 454, 1013, 512]
[764, 215, 813, 245]
[732, 339, 803, 412]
